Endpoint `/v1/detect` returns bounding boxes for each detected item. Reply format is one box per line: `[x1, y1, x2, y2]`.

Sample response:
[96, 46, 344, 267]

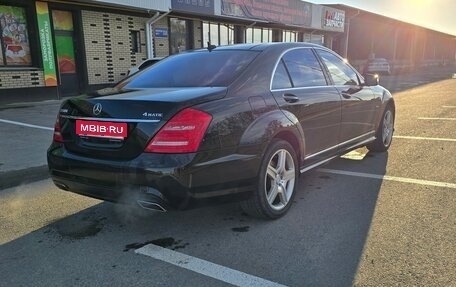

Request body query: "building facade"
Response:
[0, 0, 454, 103]
[0, 0, 346, 101]
[329, 5, 456, 72]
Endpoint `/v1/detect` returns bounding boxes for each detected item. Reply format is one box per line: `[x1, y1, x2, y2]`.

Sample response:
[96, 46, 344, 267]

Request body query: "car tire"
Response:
[367, 104, 395, 152]
[240, 139, 298, 219]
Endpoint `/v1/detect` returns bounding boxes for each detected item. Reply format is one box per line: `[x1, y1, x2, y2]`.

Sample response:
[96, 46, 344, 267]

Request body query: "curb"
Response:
[0, 165, 50, 190]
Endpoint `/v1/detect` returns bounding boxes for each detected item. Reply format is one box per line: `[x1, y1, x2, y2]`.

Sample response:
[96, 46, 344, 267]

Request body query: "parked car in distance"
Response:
[127, 57, 163, 76]
[48, 42, 395, 219]
[365, 58, 391, 75]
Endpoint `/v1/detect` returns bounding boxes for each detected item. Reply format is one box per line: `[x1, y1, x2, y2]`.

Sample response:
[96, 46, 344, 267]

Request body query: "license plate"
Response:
[76, 120, 127, 139]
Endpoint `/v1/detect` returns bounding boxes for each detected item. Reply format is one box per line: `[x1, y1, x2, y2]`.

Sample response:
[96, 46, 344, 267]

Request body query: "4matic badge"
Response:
[142, 112, 163, 119]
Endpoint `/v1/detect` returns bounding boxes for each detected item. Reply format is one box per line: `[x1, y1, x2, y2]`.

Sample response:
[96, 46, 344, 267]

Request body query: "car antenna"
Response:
[207, 41, 217, 52]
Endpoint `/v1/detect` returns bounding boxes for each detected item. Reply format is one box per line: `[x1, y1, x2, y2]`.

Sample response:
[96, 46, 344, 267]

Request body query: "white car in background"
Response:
[127, 57, 163, 76]
[365, 58, 391, 75]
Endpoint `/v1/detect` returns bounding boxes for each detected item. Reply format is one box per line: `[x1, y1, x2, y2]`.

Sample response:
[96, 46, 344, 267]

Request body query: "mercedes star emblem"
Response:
[93, 103, 102, 115]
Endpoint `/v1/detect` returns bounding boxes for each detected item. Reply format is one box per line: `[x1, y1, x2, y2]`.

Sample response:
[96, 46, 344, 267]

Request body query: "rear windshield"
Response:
[119, 50, 259, 89]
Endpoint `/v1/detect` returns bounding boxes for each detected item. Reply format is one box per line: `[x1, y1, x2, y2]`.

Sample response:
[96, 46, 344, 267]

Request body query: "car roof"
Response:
[192, 42, 326, 52]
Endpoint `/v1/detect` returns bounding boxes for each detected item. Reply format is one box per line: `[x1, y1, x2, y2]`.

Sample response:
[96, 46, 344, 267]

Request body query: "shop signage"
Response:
[322, 7, 345, 32]
[155, 27, 168, 38]
[171, 0, 214, 15]
[221, 0, 312, 27]
[36, 2, 57, 86]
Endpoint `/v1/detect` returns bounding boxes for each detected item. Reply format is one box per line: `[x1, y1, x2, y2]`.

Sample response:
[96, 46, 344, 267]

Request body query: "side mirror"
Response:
[363, 73, 379, 86]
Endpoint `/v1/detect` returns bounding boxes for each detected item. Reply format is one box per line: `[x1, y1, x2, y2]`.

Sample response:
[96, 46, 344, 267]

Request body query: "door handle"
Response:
[283, 93, 299, 103]
[341, 92, 351, 99]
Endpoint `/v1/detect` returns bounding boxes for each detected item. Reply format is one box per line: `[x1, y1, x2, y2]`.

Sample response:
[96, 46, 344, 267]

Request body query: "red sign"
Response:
[76, 120, 127, 139]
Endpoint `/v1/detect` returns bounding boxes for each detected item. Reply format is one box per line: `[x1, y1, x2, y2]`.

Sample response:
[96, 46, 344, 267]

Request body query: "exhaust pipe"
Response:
[54, 181, 69, 191]
[137, 200, 167, 212]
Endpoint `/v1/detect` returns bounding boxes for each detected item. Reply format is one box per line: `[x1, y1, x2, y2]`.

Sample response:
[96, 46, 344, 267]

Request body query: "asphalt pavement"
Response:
[0, 64, 455, 286]
[0, 65, 455, 190]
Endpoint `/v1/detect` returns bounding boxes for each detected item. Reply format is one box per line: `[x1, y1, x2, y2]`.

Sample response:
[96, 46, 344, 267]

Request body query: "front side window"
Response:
[121, 50, 259, 88]
[281, 48, 327, 87]
[0, 5, 32, 66]
[317, 50, 359, 86]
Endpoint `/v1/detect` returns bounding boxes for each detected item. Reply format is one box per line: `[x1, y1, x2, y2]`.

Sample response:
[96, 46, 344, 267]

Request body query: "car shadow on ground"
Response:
[0, 149, 388, 287]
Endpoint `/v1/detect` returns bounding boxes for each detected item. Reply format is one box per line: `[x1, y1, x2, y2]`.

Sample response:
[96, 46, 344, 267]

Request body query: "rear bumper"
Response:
[47, 144, 259, 210]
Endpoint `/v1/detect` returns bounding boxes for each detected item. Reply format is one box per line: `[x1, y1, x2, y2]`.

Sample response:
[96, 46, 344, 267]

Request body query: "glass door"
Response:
[51, 10, 78, 96]
[169, 18, 189, 55]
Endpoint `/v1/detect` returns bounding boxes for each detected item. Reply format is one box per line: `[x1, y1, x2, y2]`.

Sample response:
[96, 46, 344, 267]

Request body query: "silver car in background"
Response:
[365, 58, 391, 75]
[127, 57, 163, 76]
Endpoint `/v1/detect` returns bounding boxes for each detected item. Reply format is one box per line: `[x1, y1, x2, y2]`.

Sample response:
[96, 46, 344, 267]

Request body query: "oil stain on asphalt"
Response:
[54, 216, 105, 240]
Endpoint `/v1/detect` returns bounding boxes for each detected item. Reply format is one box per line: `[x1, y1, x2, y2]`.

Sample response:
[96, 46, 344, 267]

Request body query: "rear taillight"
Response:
[53, 116, 63, 143]
[145, 108, 212, 153]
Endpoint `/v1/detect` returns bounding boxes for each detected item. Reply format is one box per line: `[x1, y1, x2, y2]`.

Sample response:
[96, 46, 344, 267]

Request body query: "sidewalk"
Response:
[0, 65, 455, 190]
[0, 99, 62, 189]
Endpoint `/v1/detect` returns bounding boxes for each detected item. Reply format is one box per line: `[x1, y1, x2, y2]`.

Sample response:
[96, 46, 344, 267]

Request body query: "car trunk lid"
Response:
[58, 87, 226, 160]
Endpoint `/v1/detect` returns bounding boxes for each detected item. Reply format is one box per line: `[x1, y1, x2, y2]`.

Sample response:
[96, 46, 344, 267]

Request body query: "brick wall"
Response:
[153, 17, 169, 57]
[0, 70, 45, 89]
[81, 10, 148, 85]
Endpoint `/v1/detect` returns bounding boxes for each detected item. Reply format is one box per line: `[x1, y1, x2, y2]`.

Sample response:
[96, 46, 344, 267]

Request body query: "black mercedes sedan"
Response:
[48, 42, 395, 219]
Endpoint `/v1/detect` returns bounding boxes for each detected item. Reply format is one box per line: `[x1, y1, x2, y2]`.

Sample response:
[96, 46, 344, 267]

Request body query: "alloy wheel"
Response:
[382, 110, 394, 147]
[264, 149, 296, 211]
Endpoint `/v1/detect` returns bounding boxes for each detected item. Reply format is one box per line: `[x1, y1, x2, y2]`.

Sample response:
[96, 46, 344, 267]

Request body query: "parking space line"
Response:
[318, 168, 456, 189]
[393, 135, 456, 142]
[136, 244, 288, 287]
[417, 117, 456, 121]
[0, 119, 53, 131]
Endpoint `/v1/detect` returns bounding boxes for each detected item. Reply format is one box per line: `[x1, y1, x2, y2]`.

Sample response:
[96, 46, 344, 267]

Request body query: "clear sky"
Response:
[312, 0, 456, 36]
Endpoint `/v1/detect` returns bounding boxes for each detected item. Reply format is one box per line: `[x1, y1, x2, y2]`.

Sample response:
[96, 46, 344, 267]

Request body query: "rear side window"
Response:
[281, 48, 327, 88]
[272, 60, 293, 90]
[317, 50, 360, 86]
[120, 50, 259, 88]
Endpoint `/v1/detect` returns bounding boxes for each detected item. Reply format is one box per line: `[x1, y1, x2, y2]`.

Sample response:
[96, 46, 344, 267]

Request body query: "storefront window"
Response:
[246, 27, 271, 43]
[210, 23, 219, 46]
[203, 22, 234, 47]
[219, 24, 233, 46]
[52, 10, 76, 74]
[262, 28, 272, 42]
[253, 28, 262, 43]
[246, 28, 253, 43]
[0, 5, 32, 66]
[203, 22, 209, 47]
[170, 18, 187, 54]
[283, 30, 297, 42]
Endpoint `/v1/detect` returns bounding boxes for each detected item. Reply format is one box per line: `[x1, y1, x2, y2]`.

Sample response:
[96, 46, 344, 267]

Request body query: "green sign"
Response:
[36, 1, 57, 86]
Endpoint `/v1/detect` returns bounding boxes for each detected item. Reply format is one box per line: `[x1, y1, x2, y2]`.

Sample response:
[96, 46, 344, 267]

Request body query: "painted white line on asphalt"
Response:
[442, 106, 456, 108]
[0, 119, 53, 131]
[418, 117, 456, 121]
[318, 168, 456, 189]
[393, 135, 456, 142]
[136, 244, 288, 287]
